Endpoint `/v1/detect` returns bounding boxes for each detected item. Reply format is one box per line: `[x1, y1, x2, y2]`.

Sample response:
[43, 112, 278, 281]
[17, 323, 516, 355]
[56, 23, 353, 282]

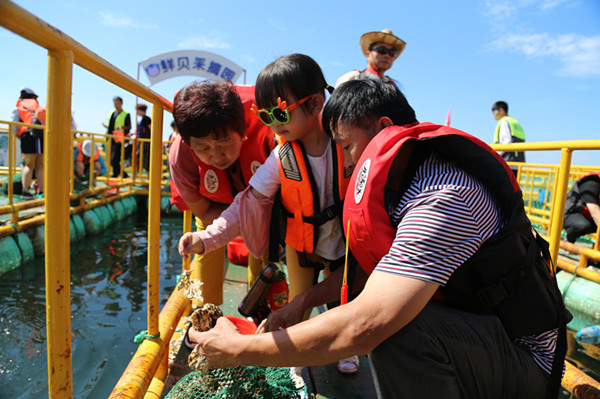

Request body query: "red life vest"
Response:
[169, 85, 275, 209]
[15, 98, 40, 137]
[342, 122, 570, 341]
[75, 141, 100, 163]
[344, 122, 519, 273]
[277, 138, 350, 254]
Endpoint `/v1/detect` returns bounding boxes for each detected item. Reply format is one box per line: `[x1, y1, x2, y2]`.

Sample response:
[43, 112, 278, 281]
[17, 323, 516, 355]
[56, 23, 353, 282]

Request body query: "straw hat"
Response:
[360, 29, 406, 60]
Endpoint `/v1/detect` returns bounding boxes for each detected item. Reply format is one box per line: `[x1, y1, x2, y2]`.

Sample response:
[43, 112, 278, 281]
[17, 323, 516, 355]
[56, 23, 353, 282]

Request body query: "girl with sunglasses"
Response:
[179, 53, 361, 375]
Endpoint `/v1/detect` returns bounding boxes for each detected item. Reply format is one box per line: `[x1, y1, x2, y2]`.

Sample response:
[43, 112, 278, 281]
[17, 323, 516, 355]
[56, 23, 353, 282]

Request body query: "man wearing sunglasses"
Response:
[336, 28, 405, 87]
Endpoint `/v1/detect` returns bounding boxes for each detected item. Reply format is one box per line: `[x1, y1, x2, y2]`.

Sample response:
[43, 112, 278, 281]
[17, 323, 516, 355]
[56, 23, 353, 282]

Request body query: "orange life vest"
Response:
[15, 98, 40, 137]
[75, 141, 100, 162]
[277, 138, 350, 254]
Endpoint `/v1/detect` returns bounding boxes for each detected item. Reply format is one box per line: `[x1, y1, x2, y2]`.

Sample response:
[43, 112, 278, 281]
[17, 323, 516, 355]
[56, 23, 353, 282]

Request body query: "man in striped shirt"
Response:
[191, 79, 567, 399]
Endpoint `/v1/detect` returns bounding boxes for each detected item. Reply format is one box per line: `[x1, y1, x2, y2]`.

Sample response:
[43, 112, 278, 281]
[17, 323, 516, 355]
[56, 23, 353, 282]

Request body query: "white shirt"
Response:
[250, 144, 346, 260]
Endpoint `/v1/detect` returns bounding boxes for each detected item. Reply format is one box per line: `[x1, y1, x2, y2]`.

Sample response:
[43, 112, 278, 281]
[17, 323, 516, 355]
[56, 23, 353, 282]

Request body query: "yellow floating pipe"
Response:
[0, 1, 172, 112]
[108, 286, 187, 399]
[548, 148, 573, 273]
[44, 48, 74, 399]
[557, 259, 600, 285]
[147, 104, 164, 336]
[143, 351, 169, 399]
[0, 198, 45, 215]
[563, 362, 600, 399]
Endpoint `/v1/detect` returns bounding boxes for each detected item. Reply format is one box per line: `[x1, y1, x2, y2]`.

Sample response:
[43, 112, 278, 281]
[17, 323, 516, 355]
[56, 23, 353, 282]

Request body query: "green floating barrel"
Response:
[26, 224, 45, 258]
[15, 232, 34, 264]
[72, 214, 86, 241]
[112, 199, 126, 220]
[0, 236, 23, 276]
[556, 270, 600, 332]
[95, 206, 113, 229]
[83, 209, 102, 235]
[106, 203, 116, 221]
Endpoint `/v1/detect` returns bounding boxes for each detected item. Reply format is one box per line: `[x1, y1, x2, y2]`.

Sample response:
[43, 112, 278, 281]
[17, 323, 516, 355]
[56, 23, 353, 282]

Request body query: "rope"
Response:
[133, 330, 160, 343]
[562, 263, 581, 298]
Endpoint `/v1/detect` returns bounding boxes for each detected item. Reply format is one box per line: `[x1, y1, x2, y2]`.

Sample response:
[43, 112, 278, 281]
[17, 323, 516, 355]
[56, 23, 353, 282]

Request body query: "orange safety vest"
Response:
[277, 138, 350, 254]
[15, 98, 40, 137]
[75, 142, 100, 162]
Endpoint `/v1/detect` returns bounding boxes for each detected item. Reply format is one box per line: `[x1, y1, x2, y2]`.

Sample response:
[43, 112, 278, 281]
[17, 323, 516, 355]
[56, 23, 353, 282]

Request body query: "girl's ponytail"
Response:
[325, 84, 334, 95]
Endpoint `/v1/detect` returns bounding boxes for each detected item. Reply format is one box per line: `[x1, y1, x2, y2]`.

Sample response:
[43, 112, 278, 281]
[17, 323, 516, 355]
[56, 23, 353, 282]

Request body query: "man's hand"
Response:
[179, 232, 205, 255]
[256, 297, 306, 334]
[192, 317, 244, 368]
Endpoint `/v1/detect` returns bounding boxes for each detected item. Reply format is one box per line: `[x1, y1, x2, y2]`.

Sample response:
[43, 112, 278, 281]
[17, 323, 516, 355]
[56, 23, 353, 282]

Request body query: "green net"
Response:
[165, 366, 304, 399]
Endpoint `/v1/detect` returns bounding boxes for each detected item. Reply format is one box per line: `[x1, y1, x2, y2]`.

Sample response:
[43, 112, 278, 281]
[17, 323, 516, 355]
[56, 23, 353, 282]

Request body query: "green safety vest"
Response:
[494, 116, 526, 162]
[109, 110, 129, 142]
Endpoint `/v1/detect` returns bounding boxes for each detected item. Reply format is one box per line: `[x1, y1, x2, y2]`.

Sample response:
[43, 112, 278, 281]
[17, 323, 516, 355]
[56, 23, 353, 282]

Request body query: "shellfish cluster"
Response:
[188, 303, 224, 372]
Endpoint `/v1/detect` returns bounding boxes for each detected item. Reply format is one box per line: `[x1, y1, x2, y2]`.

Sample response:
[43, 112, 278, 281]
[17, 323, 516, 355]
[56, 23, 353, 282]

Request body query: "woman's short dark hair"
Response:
[173, 81, 245, 143]
[255, 53, 332, 113]
[323, 78, 417, 137]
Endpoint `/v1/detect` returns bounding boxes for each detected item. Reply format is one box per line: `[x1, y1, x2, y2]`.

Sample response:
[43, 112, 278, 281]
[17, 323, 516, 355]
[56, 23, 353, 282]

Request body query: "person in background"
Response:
[336, 29, 406, 87]
[136, 103, 151, 172]
[103, 96, 131, 178]
[492, 100, 526, 176]
[187, 78, 568, 399]
[73, 139, 107, 185]
[563, 173, 600, 244]
[12, 87, 44, 199]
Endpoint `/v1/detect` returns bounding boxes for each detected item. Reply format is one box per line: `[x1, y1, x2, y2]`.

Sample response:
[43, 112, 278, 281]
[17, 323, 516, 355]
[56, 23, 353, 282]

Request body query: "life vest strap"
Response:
[282, 202, 342, 227]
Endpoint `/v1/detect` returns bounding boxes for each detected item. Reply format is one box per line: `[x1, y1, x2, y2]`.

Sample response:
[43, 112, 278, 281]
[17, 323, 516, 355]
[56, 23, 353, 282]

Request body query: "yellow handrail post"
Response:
[8, 124, 14, 203]
[45, 48, 74, 399]
[147, 104, 164, 337]
[548, 148, 573, 272]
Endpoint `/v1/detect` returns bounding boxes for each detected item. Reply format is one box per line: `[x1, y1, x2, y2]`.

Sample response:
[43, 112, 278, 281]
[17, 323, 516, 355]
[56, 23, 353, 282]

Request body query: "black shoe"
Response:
[21, 191, 34, 200]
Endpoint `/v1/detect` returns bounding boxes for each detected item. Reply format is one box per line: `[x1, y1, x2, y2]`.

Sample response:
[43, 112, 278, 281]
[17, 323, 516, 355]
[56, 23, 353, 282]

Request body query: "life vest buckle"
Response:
[477, 279, 514, 309]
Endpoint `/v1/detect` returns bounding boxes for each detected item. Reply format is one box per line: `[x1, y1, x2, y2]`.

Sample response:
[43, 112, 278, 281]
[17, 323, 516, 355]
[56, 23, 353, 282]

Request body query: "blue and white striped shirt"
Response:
[375, 153, 557, 375]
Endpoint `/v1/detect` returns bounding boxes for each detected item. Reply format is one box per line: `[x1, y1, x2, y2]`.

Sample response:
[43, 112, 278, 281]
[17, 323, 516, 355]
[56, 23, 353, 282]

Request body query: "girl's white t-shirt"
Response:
[249, 144, 346, 261]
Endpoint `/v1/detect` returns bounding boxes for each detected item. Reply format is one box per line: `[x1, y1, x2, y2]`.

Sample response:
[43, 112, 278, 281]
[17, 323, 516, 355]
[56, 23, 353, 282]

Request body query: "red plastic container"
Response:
[224, 316, 257, 335]
[227, 237, 249, 266]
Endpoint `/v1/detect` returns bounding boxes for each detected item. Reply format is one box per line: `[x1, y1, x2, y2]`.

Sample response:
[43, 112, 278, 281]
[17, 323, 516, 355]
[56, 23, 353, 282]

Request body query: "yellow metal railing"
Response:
[493, 140, 600, 272]
[1, 1, 600, 398]
[0, 1, 177, 398]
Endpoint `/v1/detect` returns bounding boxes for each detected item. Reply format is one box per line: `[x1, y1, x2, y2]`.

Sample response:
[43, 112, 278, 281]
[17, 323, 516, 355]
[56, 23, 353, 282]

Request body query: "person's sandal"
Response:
[337, 355, 359, 374]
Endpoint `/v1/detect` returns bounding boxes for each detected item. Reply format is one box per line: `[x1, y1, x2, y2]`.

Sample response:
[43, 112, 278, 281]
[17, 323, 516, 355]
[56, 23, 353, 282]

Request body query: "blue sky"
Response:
[1, 0, 598, 165]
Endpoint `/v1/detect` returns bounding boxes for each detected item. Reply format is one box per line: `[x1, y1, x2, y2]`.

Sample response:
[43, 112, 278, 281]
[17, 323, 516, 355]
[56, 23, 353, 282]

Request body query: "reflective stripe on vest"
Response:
[110, 110, 129, 142]
[278, 139, 350, 254]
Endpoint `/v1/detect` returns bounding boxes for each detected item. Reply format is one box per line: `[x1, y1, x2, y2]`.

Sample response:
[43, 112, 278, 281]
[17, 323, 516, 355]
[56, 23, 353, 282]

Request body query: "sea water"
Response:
[0, 211, 184, 398]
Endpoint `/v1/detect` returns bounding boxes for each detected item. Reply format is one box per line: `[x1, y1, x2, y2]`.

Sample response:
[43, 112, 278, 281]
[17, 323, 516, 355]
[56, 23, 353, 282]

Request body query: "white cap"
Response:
[81, 140, 96, 157]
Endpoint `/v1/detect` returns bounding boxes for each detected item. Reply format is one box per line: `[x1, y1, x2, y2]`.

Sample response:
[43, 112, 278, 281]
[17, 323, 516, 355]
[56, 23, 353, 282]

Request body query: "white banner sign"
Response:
[140, 50, 244, 85]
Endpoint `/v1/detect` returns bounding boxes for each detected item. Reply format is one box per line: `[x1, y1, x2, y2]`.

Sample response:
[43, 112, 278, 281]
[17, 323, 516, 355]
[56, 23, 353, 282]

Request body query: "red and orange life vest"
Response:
[169, 85, 275, 210]
[15, 98, 40, 137]
[277, 138, 350, 254]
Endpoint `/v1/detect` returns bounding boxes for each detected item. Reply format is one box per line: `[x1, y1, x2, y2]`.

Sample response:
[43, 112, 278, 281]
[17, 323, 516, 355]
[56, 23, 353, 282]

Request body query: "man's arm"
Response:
[192, 271, 438, 368]
[257, 263, 369, 333]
